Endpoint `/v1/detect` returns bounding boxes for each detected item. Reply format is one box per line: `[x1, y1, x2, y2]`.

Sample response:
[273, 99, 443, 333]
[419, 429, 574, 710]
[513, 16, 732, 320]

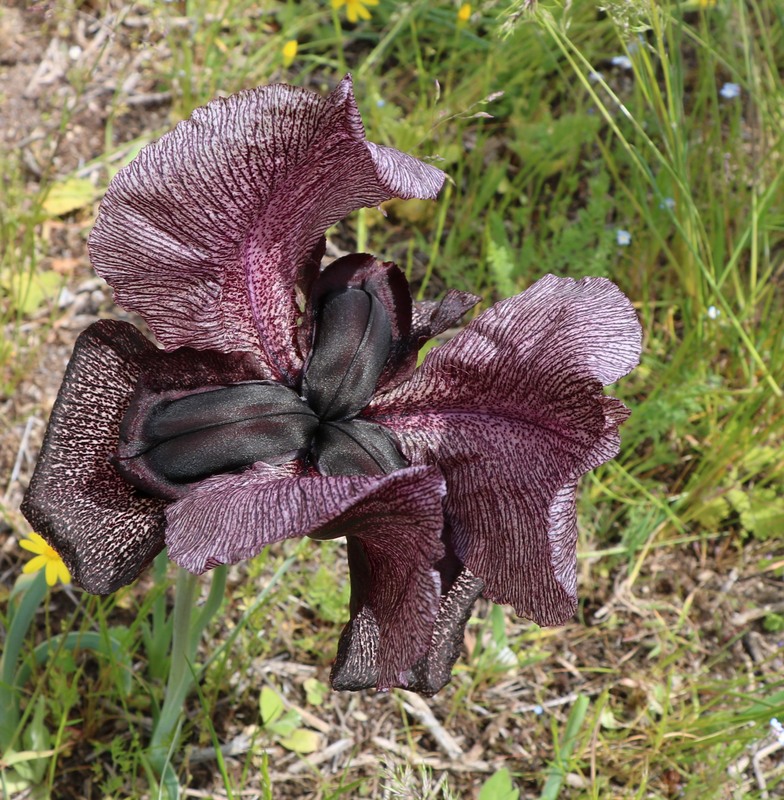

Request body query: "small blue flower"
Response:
[659, 197, 676, 211]
[611, 55, 633, 70]
[771, 718, 784, 746]
[616, 229, 632, 246]
[533, 704, 544, 715]
[720, 82, 741, 100]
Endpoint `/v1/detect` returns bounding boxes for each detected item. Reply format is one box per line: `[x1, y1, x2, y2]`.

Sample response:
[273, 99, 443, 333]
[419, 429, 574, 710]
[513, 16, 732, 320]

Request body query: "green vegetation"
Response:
[1, 0, 782, 797]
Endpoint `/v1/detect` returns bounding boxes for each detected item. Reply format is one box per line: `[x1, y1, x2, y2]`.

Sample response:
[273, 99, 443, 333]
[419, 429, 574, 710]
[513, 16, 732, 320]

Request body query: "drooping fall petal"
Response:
[20, 320, 271, 593]
[164, 462, 446, 688]
[89, 76, 445, 384]
[20, 321, 168, 594]
[402, 567, 485, 695]
[370, 275, 642, 625]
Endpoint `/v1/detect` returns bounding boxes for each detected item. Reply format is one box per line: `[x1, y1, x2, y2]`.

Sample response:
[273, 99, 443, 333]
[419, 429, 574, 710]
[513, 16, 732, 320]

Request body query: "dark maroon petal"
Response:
[89, 76, 445, 384]
[369, 275, 642, 626]
[164, 463, 446, 689]
[307, 254, 414, 391]
[114, 383, 318, 500]
[20, 321, 167, 594]
[411, 289, 481, 344]
[303, 287, 391, 420]
[402, 568, 485, 696]
[313, 420, 407, 477]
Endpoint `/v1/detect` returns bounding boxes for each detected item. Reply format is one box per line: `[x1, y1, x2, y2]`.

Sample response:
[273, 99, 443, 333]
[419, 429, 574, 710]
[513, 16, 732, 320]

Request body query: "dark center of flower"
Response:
[113, 288, 407, 500]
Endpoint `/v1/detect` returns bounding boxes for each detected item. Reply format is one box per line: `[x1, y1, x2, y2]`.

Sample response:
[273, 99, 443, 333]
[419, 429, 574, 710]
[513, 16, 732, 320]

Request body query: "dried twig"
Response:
[398, 691, 464, 760]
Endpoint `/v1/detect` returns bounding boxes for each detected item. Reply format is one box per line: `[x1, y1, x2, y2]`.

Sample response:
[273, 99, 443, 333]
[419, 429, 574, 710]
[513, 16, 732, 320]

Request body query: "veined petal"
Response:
[20, 321, 168, 594]
[165, 462, 446, 689]
[403, 567, 485, 695]
[20, 320, 266, 594]
[370, 275, 642, 626]
[89, 76, 445, 384]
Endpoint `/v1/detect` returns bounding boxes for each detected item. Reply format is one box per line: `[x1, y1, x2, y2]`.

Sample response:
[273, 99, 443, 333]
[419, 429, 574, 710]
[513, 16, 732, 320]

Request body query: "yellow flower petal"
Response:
[282, 39, 298, 67]
[56, 561, 72, 585]
[20, 532, 71, 586]
[45, 559, 59, 587]
[23, 555, 47, 574]
[458, 3, 472, 23]
[19, 532, 47, 554]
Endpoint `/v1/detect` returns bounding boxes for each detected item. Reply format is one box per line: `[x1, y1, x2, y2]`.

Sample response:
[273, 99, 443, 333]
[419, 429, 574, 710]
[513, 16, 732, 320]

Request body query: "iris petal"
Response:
[114, 383, 318, 499]
[312, 420, 406, 477]
[20, 321, 168, 595]
[89, 76, 445, 384]
[303, 288, 391, 420]
[402, 568, 485, 696]
[307, 254, 415, 391]
[164, 462, 447, 689]
[20, 320, 269, 594]
[370, 275, 642, 625]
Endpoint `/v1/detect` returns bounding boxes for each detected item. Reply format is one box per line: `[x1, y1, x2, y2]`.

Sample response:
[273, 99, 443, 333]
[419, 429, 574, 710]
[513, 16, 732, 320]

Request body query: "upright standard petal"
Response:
[306, 254, 414, 392]
[370, 275, 642, 626]
[164, 463, 446, 689]
[89, 76, 445, 383]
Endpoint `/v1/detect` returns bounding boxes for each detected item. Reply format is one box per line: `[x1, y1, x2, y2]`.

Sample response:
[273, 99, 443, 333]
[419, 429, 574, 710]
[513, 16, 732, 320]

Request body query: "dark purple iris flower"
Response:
[21, 76, 642, 694]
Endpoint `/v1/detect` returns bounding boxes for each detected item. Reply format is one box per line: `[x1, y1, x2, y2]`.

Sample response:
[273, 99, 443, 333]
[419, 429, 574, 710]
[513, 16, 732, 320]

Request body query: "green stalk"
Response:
[189, 565, 226, 656]
[147, 565, 226, 779]
[148, 568, 198, 775]
[330, 6, 347, 75]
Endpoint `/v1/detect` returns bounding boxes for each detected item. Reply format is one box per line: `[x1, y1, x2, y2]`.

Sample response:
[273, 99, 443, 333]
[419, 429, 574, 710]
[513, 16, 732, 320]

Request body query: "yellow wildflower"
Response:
[20, 532, 71, 586]
[699, 0, 717, 6]
[282, 39, 298, 67]
[457, 3, 472, 25]
[332, 0, 379, 24]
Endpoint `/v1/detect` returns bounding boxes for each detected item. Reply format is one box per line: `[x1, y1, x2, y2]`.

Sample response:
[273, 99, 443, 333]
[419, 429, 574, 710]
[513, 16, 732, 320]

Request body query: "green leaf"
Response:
[739, 498, 784, 541]
[726, 488, 751, 515]
[739, 446, 778, 475]
[694, 496, 730, 530]
[303, 677, 329, 707]
[0, 766, 32, 795]
[486, 215, 518, 298]
[279, 727, 322, 754]
[21, 697, 50, 783]
[599, 707, 621, 730]
[728, 488, 784, 539]
[478, 768, 519, 800]
[267, 710, 301, 738]
[42, 177, 98, 216]
[259, 686, 284, 726]
[3, 269, 62, 316]
[308, 566, 350, 623]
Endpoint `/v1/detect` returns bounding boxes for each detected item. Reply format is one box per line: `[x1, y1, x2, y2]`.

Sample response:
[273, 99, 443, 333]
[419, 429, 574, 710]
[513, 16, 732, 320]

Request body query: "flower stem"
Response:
[147, 564, 227, 778]
[148, 567, 198, 775]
